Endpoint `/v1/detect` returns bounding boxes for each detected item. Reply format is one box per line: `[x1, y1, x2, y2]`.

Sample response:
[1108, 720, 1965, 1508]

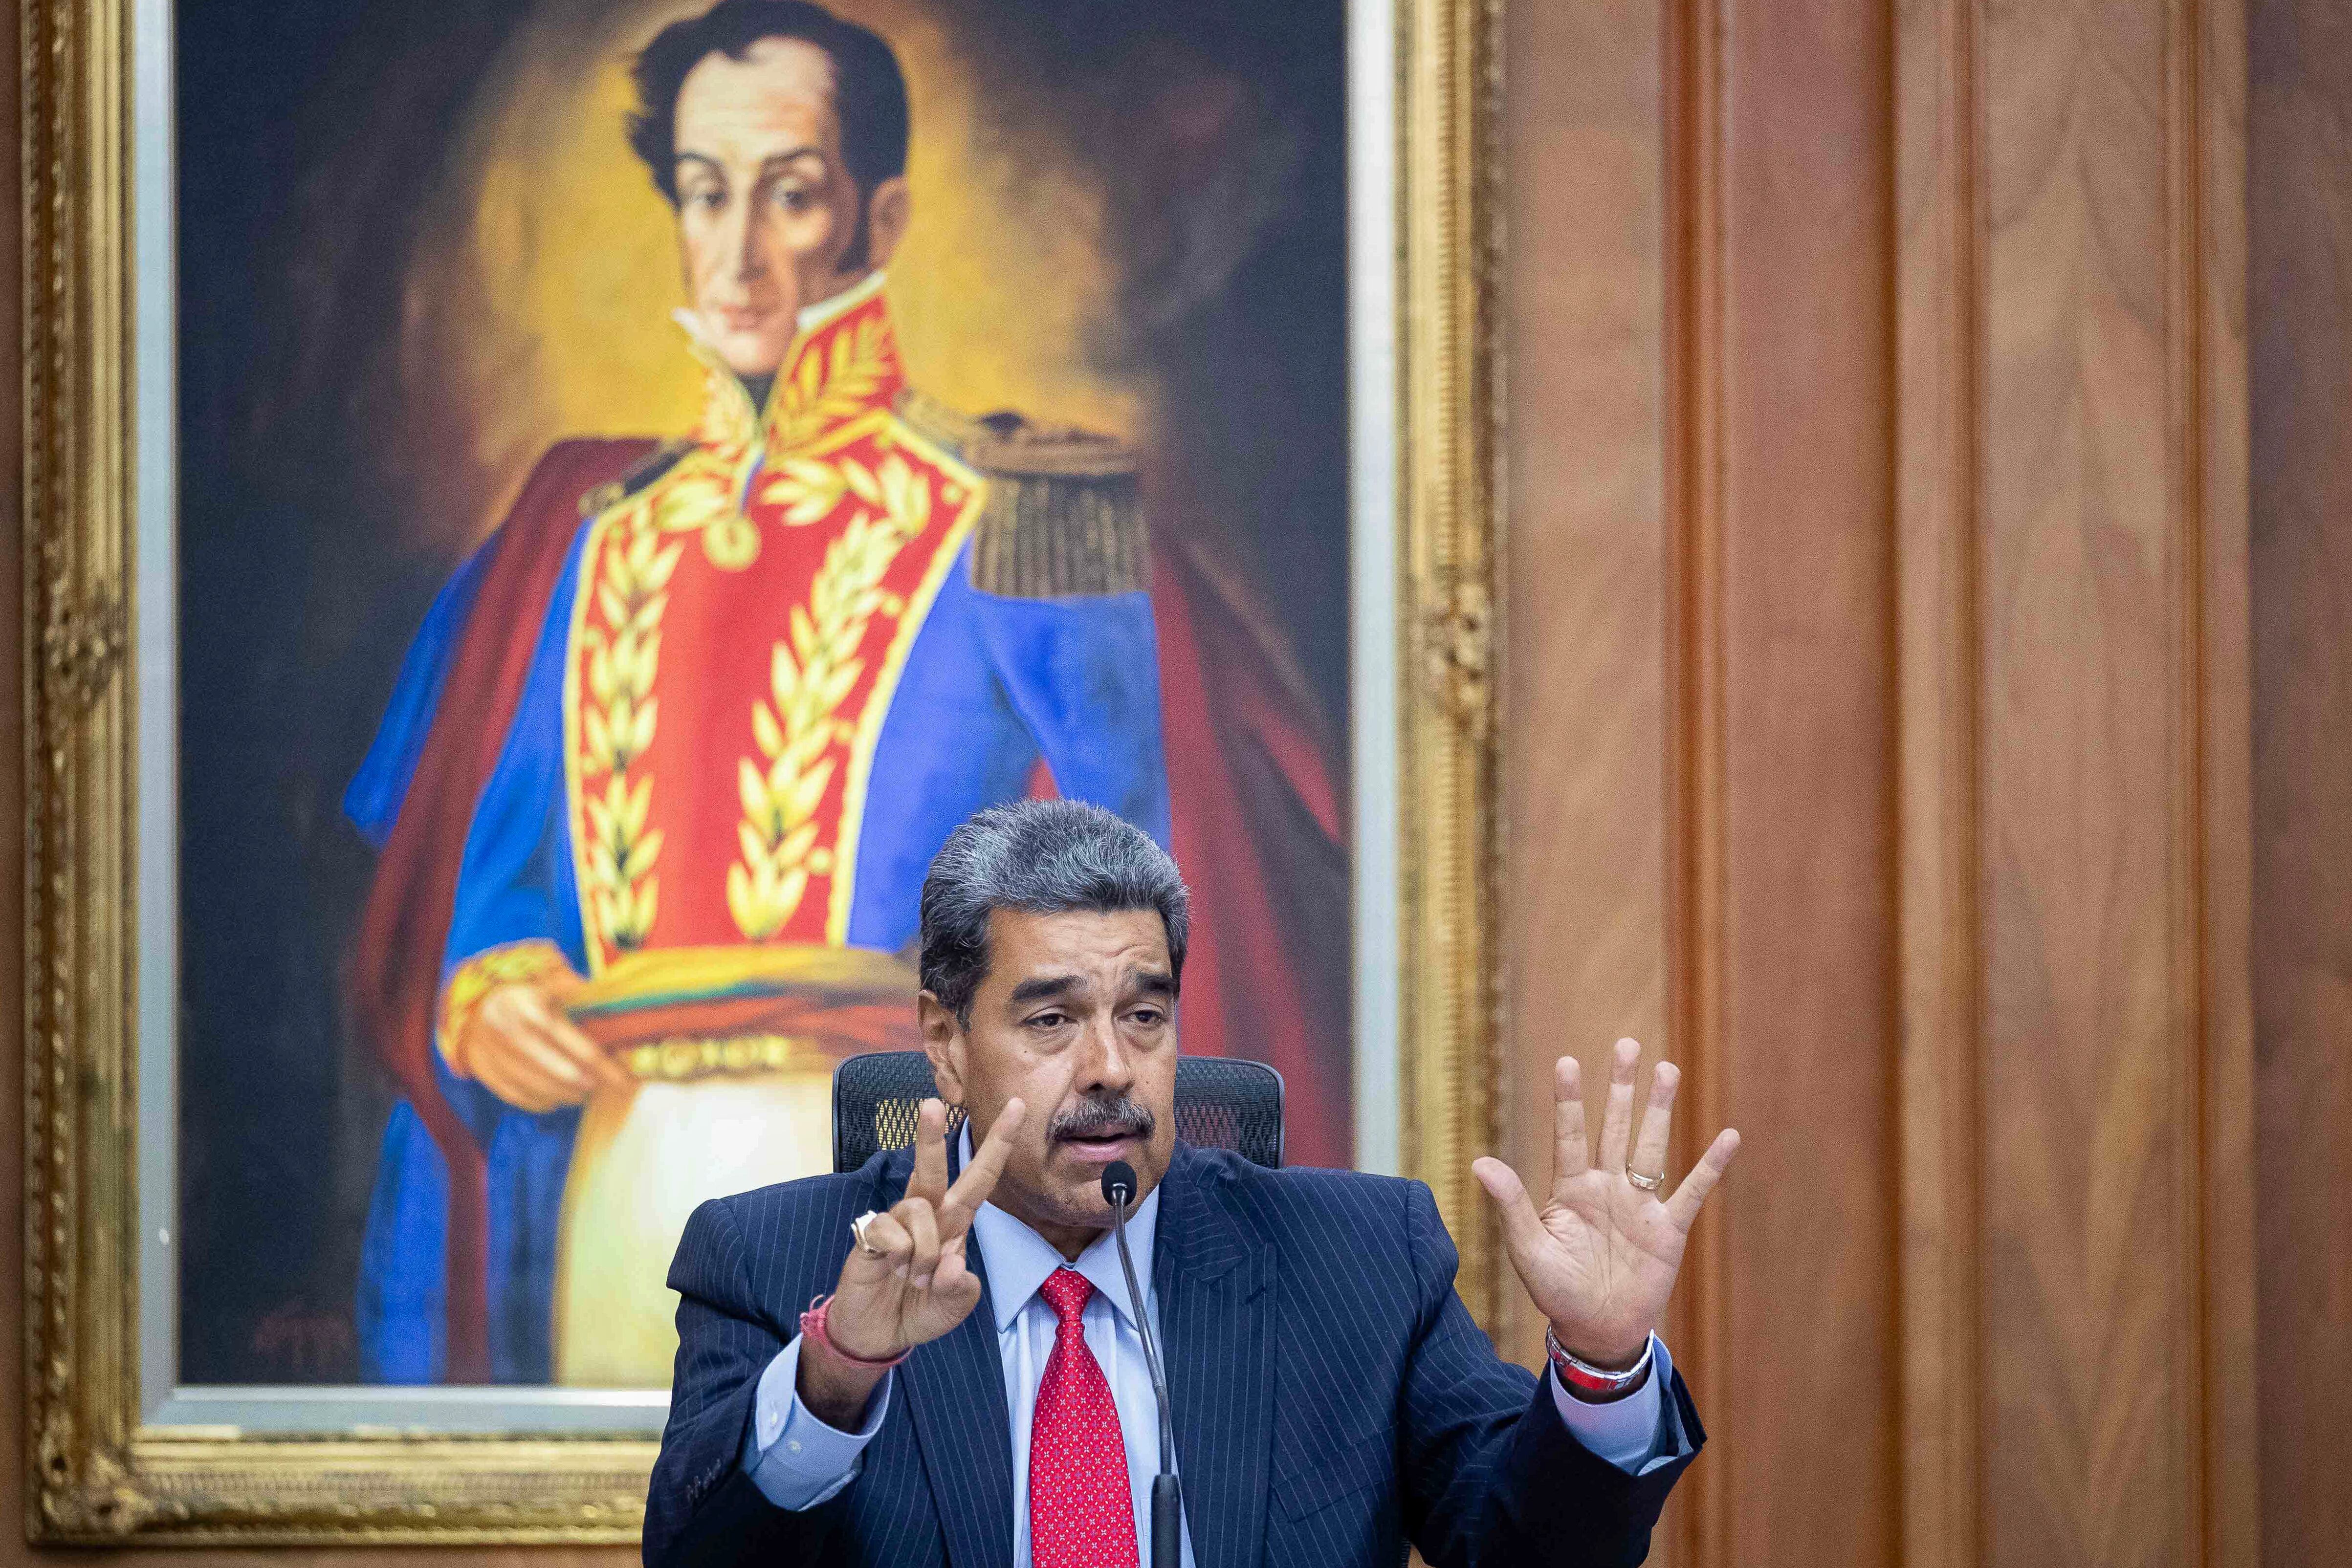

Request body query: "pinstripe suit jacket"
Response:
[644, 1142, 1704, 1568]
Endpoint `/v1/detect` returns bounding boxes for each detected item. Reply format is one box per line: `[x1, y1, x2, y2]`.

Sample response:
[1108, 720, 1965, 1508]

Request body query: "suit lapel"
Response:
[1154, 1145, 1276, 1568]
[901, 1142, 1016, 1568]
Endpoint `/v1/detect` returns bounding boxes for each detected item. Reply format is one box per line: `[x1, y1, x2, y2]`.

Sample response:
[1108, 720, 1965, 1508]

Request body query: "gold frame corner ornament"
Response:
[21, 0, 1500, 1541]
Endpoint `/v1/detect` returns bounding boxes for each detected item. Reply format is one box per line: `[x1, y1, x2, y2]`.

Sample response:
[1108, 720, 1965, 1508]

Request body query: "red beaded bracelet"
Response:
[799, 1294, 912, 1371]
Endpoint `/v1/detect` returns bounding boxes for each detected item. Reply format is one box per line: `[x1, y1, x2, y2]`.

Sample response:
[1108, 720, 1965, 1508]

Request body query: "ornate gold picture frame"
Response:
[21, 0, 1498, 1542]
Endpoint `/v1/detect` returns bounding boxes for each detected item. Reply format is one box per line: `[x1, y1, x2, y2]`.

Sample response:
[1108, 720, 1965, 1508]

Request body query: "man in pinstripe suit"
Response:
[646, 800, 1741, 1567]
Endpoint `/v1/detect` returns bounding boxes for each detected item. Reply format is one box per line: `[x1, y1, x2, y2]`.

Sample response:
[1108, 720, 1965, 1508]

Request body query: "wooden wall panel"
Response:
[1512, 2, 2254, 1568]
[1890, 1, 2255, 1566]
[2247, 2, 2352, 1564]
[1498, 0, 1668, 1380]
[1891, 0, 1985, 1560]
[1713, 0, 1900, 1564]
[1975, 0, 2223, 1559]
[1508, 1, 1906, 1566]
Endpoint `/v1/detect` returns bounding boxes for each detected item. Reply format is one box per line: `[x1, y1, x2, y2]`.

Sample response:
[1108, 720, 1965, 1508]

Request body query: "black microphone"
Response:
[1102, 1160, 1179, 1568]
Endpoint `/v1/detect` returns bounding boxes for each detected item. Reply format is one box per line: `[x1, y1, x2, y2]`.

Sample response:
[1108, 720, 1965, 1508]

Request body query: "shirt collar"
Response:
[959, 1125, 1162, 1335]
[793, 268, 887, 334]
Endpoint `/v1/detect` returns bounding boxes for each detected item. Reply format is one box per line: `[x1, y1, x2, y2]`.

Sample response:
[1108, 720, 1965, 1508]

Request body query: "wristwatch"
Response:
[1545, 1328, 1653, 1401]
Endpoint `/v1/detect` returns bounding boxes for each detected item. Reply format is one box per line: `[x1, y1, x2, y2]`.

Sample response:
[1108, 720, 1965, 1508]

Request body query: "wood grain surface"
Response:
[1506, 2, 2260, 1567]
[1971, 1, 2253, 1563]
[1499, 0, 1669, 1375]
[1893, 0, 1988, 1561]
[1975, 0, 2190, 1552]
[1715, 0, 1901, 1562]
[1508, 0, 1906, 1564]
[2248, 2, 2352, 1565]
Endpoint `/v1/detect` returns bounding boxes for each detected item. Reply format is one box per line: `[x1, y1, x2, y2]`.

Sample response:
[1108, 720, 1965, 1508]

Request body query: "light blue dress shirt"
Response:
[742, 1133, 1679, 1563]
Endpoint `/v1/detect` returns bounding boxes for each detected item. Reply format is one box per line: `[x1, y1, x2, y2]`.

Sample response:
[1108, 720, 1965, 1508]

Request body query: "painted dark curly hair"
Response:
[626, 0, 909, 267]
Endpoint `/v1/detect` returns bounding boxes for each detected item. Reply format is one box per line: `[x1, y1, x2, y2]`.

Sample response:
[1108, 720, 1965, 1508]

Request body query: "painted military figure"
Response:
[344, 0, 1172, 1386]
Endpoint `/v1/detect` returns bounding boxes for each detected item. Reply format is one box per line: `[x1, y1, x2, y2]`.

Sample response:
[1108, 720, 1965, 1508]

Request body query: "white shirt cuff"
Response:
[1546, 1333, 1674, 1473]
[739, 1336, 893, 1509]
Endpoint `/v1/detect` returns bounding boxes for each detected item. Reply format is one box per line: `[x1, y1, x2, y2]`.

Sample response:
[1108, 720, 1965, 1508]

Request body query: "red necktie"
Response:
[1028, 1267, 1138, 1568]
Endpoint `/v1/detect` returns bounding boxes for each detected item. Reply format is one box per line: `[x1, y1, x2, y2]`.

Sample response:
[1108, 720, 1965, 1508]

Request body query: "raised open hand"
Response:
[1472, 1039, 1739, 1369]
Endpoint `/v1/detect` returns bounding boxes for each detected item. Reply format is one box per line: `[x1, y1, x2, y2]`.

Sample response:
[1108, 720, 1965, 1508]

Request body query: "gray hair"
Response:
[919, 800, 1189, 1025]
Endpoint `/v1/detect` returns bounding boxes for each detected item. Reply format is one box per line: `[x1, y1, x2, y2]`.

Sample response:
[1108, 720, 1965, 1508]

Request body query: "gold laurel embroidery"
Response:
[436, 939, 573, 1075]
[766, 313, 893, 457]
[579, 509, 681, 954]
[660, 309, 896, 570]
[694, 362, 760, 449]
[755, 455, 854, 526]
[643, 444, 759, 572]
[727, 450, 935, 939]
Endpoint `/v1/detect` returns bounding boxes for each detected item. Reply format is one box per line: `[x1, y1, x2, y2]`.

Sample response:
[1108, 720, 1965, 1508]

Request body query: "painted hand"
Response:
[456, 977, 630, 1113]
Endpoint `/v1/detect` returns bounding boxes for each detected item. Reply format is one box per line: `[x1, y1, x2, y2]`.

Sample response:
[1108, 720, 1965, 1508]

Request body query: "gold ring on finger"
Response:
[1625, 1166, 1666, 1193]
[850, 1210, 885, 1255]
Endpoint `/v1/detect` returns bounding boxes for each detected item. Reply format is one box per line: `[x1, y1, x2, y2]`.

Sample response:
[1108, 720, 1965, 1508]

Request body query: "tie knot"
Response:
[1039, 1267, 1094, 1324]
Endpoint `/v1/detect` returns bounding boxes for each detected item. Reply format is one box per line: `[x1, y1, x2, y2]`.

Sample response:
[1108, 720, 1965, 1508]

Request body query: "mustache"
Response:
[1046, 1095, 1157, 1142]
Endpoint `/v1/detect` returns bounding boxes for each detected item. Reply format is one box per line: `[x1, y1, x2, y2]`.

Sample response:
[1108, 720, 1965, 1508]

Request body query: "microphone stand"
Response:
[1103, 1162, 1179, 1568]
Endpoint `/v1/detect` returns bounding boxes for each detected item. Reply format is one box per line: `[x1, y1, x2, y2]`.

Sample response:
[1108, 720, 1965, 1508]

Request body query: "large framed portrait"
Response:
[22, 0, 1497, 1541]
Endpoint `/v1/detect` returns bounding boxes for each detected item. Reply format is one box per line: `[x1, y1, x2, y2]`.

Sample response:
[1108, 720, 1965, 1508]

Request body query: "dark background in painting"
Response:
[175, 0, 1347, 1384]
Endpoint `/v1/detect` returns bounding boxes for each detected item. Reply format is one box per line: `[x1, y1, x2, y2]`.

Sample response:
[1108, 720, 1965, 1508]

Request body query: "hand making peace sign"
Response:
[826, 1096, 1028, 1360]
[797, 1097, 1026, 1428]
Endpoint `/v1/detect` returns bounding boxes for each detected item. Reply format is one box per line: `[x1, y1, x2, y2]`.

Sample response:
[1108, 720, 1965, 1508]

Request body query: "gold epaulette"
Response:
[896, 388, 1147, 598]
[577, 440, 693, 519]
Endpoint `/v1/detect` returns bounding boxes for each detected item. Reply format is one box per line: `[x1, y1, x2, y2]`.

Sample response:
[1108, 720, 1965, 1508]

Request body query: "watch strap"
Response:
[1546, 1328, 1653, 1398]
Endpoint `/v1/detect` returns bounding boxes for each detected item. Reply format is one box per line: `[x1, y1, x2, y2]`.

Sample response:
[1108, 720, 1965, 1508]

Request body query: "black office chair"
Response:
[832, 1050, 1286, 1173]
